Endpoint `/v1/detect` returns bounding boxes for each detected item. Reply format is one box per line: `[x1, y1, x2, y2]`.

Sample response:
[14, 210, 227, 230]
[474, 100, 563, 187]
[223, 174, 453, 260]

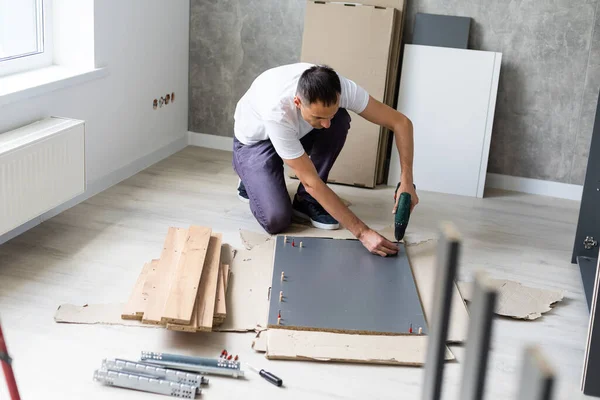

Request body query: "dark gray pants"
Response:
[233, 108, 351, 234]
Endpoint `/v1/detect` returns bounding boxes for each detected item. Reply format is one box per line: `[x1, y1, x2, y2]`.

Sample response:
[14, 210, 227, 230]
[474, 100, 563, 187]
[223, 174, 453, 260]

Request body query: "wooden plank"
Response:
[196, 233, 222, 331]
[139, 259, 161, 316]
[141, 227, 188, 325]
[161, 226, 212, 324]
[167, 234, 223, 332]
[121, 260, 155, 320]
[224, 263, 230, 291]
[214, 263, 228, 321]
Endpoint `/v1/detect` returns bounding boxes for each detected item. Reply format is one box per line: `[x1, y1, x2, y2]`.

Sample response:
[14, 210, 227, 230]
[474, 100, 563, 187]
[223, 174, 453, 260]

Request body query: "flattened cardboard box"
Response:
[378, 0, 407, 185]
[299, 1, 397, 188]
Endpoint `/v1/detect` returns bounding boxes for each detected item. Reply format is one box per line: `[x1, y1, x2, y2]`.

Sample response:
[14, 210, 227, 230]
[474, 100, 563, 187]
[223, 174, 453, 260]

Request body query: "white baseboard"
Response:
[0, 134, 188, 245]
[187, 131, 233, 151]
[485, 173, 583, 201]
[186, 132, 585, 201]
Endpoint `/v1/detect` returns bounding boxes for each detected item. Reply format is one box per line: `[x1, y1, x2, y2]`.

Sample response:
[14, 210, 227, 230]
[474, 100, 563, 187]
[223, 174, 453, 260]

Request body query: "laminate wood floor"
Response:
[0, 146, 592, 399]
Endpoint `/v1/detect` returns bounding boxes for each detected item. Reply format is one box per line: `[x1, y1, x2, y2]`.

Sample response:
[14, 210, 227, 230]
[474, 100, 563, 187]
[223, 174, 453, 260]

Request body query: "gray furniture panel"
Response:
[412, 12, 471, 49]
[267, 236, 427, 335]
[421, 223, 461, 400]
[582, 257, 600, 397]
[516, 347, 555, 400]
[572, 89, 600, 276]
[459, 271, 498, 400]
[578, 256, 598, 311]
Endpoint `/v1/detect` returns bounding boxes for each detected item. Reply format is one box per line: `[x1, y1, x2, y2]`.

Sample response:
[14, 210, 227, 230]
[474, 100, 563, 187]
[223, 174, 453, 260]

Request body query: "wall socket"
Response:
[153, 92, 175, 110]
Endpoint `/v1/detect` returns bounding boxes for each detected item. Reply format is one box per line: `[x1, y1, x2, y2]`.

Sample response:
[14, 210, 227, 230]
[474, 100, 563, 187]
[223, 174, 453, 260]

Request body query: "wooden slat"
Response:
[224, 263, 230, 291]
[141, 227, 188, 325]
[167, 234, 223, 332]
[214, 263, 227, 320]
[121, 260, 155, 320]
[196, 233, 222, 331]
[161, 226, 212, 324]
[139, 259, 161, 315]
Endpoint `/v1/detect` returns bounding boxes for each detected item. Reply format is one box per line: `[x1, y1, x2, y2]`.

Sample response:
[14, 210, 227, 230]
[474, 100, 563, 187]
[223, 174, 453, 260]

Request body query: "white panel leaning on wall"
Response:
[388, 44, 502, 198]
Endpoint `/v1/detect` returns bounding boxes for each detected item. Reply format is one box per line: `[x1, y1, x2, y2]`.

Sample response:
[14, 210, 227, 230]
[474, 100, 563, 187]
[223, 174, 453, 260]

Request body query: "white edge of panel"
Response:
[476, 52, 503, 198]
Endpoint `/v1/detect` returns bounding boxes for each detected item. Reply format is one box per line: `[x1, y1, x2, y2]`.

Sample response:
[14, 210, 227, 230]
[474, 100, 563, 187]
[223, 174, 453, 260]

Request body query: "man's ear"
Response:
[293, 96, 302, 109]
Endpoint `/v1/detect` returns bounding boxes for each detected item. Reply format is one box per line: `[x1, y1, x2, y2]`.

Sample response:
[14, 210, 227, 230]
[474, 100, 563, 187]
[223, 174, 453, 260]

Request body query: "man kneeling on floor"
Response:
[232, 63, 418, 257]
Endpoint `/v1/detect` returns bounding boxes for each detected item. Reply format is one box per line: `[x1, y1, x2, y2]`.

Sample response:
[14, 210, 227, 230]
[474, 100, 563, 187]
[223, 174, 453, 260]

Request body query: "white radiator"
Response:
[0, 117, 85, 236]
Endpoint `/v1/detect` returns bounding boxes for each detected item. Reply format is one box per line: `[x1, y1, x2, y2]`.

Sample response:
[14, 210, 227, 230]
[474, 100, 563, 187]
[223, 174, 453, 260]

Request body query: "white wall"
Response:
[0, 0, 190, 184]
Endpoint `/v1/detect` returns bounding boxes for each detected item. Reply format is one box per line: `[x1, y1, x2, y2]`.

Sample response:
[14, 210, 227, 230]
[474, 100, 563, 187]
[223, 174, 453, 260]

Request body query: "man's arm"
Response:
[284, 154, 398, 257]
[359, 96, 419, 212]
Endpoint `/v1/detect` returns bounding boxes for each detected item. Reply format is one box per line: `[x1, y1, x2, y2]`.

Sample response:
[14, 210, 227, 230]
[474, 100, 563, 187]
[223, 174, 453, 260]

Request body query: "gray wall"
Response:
[189, 0, 600, 185]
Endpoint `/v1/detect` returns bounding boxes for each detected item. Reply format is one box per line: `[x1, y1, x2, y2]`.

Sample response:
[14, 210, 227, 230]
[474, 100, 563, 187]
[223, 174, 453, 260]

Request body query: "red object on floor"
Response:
[0, 321, 20, 400]
[292, 240, 295, 247]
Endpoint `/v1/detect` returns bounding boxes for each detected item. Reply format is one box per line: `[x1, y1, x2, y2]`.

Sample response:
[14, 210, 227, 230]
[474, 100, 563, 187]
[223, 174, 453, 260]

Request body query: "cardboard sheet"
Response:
[312, 0, 407, 186]
[252, 330, 268, 352]
[404, 235, 470, 343]
[457, 279, 565, 320]
[300, 1, 396, 187]
[211, 238, 274, 332]
[264, 328, 455, 366]
[55, 303, 160, 328]
[54, 225, 470, 346]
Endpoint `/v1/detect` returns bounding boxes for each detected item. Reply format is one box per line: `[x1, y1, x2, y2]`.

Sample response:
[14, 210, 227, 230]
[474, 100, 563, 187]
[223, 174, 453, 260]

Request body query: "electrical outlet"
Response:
[153, 92, 175, 109]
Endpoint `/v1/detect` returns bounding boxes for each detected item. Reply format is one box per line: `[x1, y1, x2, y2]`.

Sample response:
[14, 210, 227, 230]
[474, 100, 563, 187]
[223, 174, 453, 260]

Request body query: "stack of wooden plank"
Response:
[120, 226, 230, 332]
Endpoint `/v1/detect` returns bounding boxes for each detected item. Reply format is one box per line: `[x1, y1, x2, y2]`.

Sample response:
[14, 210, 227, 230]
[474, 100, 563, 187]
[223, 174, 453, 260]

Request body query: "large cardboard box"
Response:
[299, 1, 397, 188]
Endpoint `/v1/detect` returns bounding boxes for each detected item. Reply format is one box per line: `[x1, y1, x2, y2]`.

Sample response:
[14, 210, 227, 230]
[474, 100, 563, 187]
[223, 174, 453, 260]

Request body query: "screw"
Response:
[279, 291, 283, 302]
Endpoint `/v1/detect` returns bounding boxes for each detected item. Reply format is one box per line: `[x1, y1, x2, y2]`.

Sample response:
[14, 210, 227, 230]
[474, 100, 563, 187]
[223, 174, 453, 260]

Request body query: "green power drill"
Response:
[393, 182, 415, 241]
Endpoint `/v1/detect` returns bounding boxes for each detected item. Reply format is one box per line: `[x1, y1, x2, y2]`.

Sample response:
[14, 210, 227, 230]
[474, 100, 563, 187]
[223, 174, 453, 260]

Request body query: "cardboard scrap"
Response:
[55, 303, 160, 329]
[457, 279, 565, 320]
[252, 330, 268, 353]
[403, 234, 469, 343]
[264, 329, 455, 366]
[211, 237, 274, 332]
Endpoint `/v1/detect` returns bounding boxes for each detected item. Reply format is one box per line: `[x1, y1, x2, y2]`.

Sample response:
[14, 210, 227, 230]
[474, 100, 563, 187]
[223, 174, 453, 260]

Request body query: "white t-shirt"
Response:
[233, 63, 370, 160]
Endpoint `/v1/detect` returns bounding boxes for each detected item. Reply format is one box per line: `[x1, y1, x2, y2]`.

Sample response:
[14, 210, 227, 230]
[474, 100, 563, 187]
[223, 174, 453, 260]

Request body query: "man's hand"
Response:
[358, 229, 398, 257]
[393, 181, 419, 214]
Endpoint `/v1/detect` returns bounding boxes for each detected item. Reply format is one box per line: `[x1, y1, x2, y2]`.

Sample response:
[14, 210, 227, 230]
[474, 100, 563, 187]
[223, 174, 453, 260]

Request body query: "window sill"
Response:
[0, 65, 109, 107]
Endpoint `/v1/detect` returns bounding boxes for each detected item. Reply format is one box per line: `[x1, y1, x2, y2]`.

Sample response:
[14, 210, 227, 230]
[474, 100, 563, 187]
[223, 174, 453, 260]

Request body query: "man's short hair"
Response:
[297, 65, 341, 107]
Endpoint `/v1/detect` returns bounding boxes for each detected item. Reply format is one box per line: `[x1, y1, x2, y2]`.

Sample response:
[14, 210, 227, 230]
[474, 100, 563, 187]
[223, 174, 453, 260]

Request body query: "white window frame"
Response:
[0, 0, 53, 78]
